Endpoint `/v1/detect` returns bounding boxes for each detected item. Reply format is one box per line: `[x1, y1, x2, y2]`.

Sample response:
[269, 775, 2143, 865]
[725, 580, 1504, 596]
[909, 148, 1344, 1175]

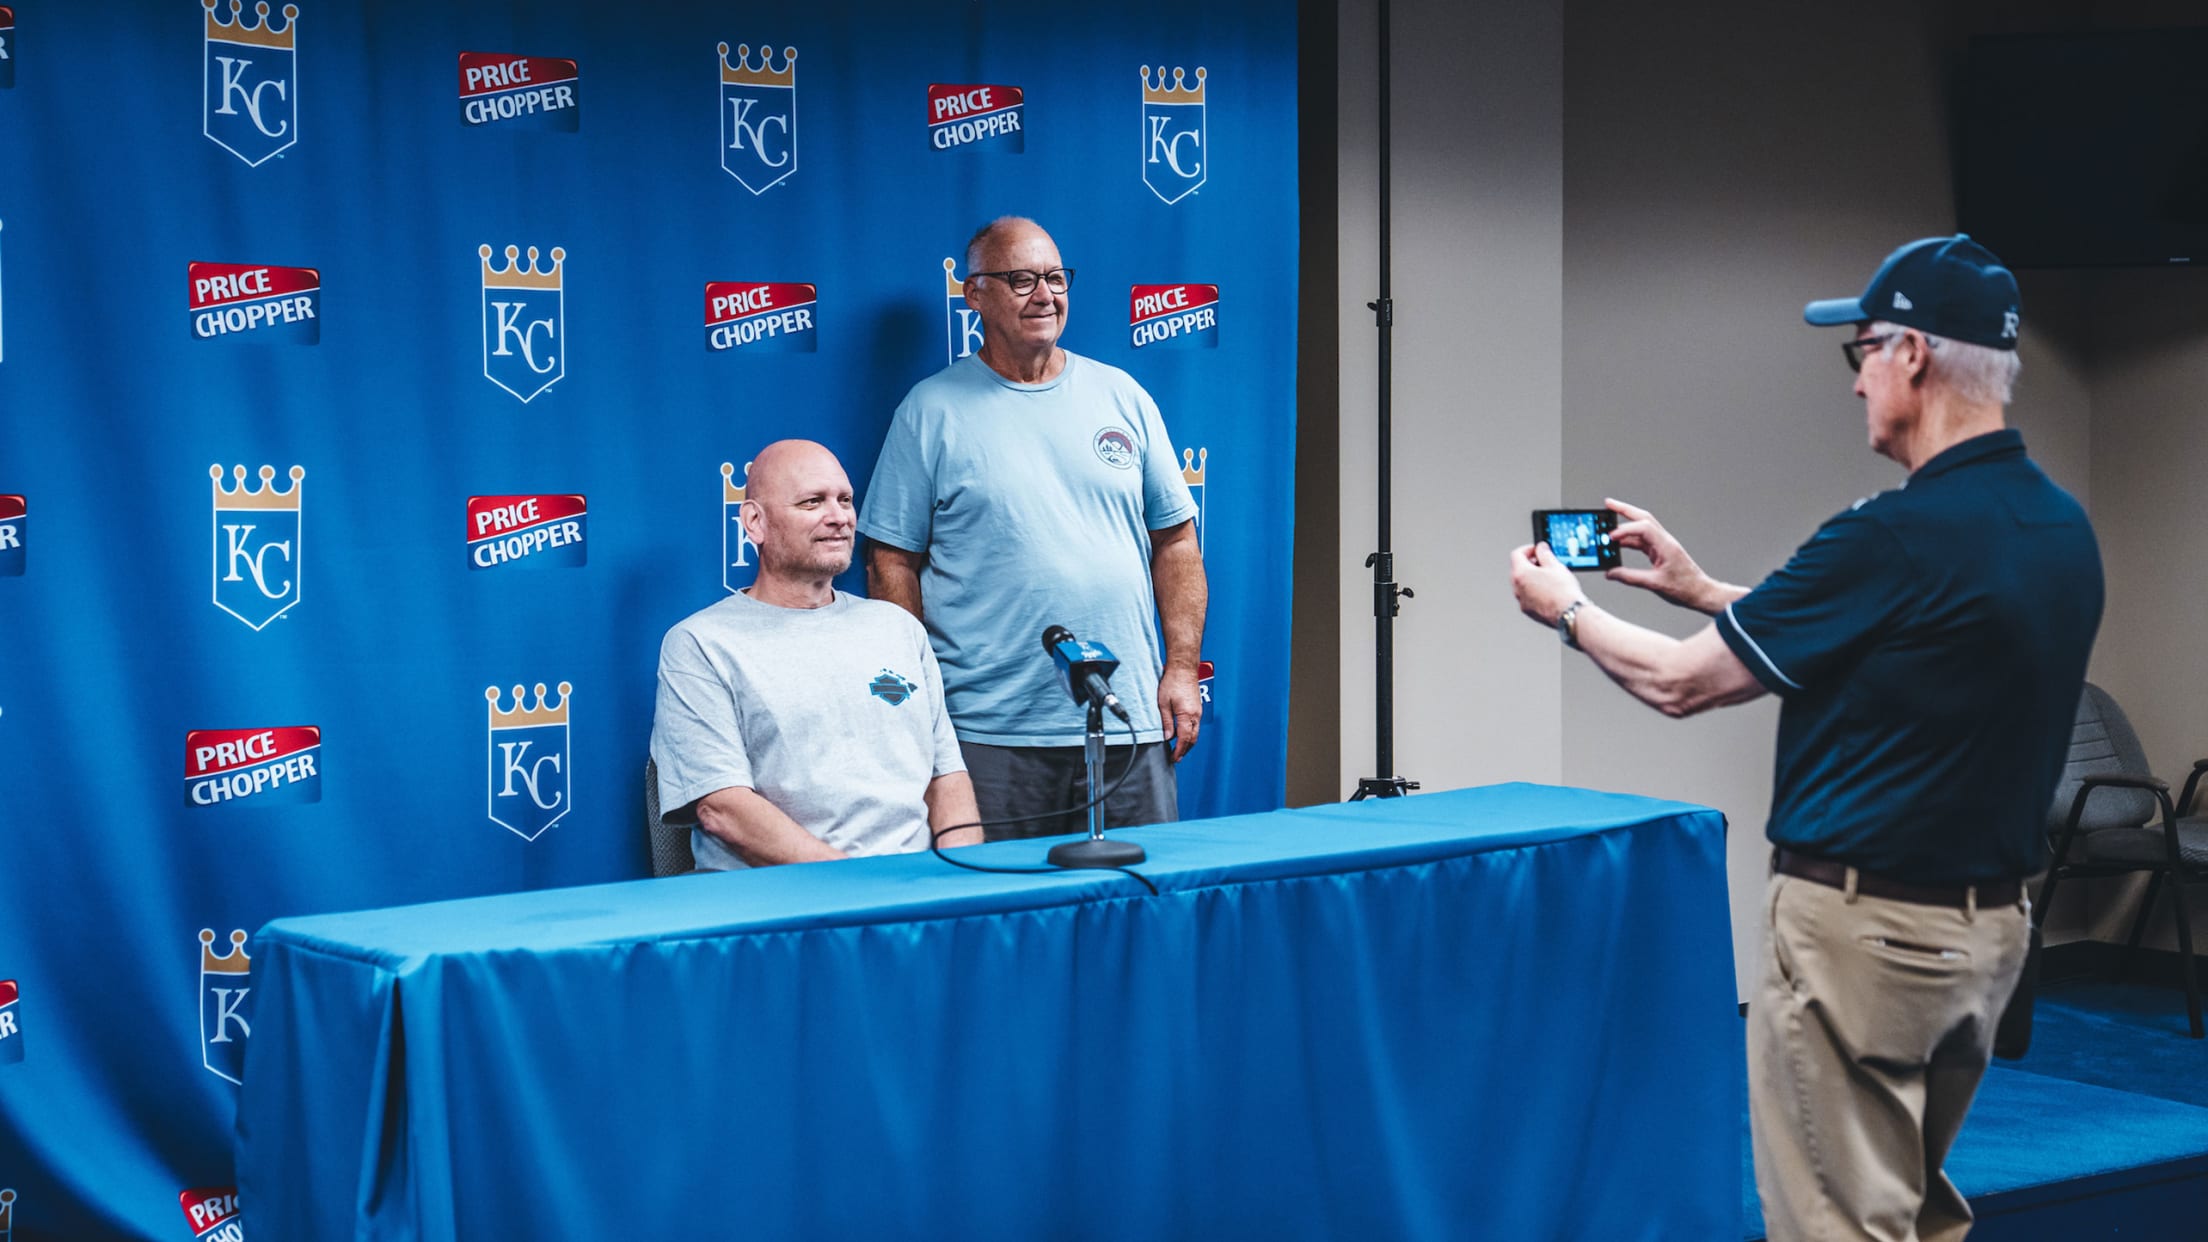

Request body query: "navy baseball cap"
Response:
[1803, 234, 2021, 350]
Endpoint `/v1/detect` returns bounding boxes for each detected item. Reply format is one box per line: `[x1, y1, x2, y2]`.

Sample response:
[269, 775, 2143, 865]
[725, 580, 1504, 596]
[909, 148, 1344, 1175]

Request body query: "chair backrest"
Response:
[2046, 683, 2160, 833]
[644, 755, 696, 877]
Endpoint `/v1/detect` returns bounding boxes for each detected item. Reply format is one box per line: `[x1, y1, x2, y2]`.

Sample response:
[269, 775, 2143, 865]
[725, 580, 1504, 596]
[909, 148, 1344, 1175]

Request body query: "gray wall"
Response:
[1323, 0, 2161, 994]
[1334, 0, 1566, 794]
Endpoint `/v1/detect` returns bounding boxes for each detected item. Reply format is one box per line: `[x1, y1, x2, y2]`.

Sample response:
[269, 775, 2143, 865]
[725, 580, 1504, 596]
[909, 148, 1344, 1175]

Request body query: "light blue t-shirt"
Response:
[860, 352, 1197, 747]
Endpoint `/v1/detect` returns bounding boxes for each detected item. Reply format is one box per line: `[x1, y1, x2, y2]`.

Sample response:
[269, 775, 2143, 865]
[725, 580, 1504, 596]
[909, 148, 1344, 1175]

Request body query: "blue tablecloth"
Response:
[235, 784, 1740, 1240]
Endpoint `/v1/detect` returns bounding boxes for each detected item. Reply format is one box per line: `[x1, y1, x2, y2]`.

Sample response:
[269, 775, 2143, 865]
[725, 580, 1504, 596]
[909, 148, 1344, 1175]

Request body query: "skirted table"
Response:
[235, 783, 1739, 1239]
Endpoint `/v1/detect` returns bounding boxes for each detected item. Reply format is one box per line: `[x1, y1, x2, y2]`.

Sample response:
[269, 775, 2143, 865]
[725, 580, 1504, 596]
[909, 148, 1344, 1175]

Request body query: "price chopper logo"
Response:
[198, 929, 252, 1085]
[1197, 658, 1215, 708]
[458, 52, 577, 131]
[479, 243, 564, 403]
[719, 42, 795, 194]
[202, 0, 298, 167]
[179, 1188, 242, 1241]
[1182, 446, 1207, 553]
[185, 726, 321, 808]
[706, 282, 816, 352]
[0, 8, 15, 90]
[466, 494, 586, 571]
[210, 464, 303, 630]
[928, 83, 1023, 152]
[722, 461, 754, 592]
[1130, 283, 1218, 350]
[0, 980, 20, 1066]
[1141, 66, 1206, 204]
[942, 258, 981, 365]
[0, 495, 21, 577]
[189, 262, 320, 343]
[486, 682, 571, 841]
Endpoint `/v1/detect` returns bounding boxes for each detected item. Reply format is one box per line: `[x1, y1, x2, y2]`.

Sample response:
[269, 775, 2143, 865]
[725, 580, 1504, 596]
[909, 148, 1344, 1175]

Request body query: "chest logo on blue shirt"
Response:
[869, 669, 917, 705]
[1093, 428, 1137, 470]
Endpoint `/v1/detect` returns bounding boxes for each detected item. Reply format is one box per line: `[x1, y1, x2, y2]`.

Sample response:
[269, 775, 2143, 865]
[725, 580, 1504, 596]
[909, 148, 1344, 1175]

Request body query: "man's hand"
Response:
[1511, 541, 1586, 628]
[1604, 498, 1741, 614]
[1158, 664, 1203, 762]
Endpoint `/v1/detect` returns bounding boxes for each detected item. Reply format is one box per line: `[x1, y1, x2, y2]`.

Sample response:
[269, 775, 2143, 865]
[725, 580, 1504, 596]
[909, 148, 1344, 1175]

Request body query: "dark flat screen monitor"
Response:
[1957, 29, 2208, 269]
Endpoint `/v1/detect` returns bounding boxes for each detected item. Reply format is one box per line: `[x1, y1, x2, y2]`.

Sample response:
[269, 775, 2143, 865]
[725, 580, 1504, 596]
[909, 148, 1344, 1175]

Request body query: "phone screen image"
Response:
[1532, 509, 1620, 571]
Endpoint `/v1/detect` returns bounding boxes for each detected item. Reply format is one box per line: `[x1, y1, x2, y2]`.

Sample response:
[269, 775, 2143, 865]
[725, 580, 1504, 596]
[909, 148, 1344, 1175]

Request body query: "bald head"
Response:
[966, 216, 1053, 274]
[741, 439, 857, 585]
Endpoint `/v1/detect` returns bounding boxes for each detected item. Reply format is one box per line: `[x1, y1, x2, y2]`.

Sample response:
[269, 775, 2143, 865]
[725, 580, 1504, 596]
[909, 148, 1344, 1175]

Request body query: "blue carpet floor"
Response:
[1740, 980, 2208, 1240]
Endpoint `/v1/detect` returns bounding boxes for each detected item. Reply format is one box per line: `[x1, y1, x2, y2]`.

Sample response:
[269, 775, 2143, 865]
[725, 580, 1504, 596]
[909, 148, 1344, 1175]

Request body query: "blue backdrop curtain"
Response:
[0, 2, 1297, 1235]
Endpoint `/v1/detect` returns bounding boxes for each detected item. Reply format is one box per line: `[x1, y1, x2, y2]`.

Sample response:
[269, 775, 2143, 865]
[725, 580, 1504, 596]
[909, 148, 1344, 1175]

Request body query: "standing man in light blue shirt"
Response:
[862, 217, 1207, 840]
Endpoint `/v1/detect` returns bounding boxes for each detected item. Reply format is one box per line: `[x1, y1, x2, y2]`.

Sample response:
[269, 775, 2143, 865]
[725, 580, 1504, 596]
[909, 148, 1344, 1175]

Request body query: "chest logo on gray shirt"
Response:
[869, 669, 918, 705]
[1093, 427, 1137, 469]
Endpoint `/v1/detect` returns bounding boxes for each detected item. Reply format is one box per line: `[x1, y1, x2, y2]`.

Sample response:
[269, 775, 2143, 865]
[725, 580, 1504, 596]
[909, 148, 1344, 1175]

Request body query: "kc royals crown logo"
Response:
[1142, 66, 1206, 204]
[203, 0, 298, 167]
[480, 244, 564, 402]
[722, 461, 754, 592]
[211, 465, 303, 630]
[928, 82, 1023, 153]
[0, 9, 15, 90]
[179, 1188, 243, 1241]
[189, 262, 320, 343]
[1131, 283, 1219, 350]
[487, 682, 570, 841]
[199, 929, 251, 1084]
[706, 282, 817, 352]
[719, 42, 796, 194]
[0, 980, 20, 1066]
[467, 494, 587, 570]
[0, 495, 21, 577]
[1182, 446, 1208, 552]
[186, 726, 321, 807]
[459, 52, 579, 131]
[943, 259, 982, 365]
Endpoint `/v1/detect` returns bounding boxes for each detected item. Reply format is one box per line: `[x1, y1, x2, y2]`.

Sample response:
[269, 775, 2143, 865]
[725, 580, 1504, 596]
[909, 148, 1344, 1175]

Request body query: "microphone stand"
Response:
[1047, 700, 1146, 868]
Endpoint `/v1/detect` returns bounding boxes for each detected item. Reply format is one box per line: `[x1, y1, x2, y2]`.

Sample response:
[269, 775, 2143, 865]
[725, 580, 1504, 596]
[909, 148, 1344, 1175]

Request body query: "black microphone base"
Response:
[1047, 836, 1147, 869]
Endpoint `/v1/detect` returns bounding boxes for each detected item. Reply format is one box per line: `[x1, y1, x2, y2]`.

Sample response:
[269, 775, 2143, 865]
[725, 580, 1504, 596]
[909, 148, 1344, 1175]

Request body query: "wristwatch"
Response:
[1557, 599, 1586, 650]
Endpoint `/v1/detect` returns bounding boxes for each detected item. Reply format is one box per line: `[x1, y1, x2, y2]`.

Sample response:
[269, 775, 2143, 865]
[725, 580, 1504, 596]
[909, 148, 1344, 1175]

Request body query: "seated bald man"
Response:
[651, 439, 981, 869]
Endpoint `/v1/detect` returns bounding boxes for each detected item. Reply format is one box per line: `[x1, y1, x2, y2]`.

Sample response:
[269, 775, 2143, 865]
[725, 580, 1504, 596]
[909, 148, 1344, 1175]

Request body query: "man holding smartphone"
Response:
[1509, 235, 2102, 1241]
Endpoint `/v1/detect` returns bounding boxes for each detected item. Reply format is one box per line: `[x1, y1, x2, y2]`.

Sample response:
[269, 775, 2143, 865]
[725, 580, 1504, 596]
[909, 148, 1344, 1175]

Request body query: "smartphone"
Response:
[1531, 509, 1620, 571]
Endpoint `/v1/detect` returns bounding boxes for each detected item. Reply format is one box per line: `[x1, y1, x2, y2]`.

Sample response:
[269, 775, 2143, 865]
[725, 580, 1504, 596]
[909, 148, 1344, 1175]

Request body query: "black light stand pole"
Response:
[1342, 0, 1413, 804]
[1350, 0, 1418, 802]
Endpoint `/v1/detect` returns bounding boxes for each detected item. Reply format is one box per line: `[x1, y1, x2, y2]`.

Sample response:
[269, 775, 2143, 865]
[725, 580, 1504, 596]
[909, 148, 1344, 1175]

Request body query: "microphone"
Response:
[1042, 625, 1133, 722]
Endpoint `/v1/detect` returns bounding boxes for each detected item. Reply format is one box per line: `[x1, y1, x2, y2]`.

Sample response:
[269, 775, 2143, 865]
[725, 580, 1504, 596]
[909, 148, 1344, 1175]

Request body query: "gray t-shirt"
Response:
[859, 352, 1197, 746]
[650, 589, 965, 871]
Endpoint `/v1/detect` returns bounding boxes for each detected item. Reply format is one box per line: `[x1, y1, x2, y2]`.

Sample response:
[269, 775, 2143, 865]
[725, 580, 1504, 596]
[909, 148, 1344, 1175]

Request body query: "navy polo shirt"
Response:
[1715, 430, 2103, 884]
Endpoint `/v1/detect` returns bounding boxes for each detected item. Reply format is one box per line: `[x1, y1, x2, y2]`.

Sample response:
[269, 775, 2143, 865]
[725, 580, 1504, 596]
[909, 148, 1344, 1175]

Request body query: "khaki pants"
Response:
[1749, 868, 2029, 1242]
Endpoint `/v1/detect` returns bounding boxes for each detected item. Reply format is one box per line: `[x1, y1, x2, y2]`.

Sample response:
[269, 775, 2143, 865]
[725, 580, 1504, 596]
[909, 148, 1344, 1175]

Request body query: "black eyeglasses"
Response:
[1842, 332, 1898, 373]
[971, 268, 1074, 295]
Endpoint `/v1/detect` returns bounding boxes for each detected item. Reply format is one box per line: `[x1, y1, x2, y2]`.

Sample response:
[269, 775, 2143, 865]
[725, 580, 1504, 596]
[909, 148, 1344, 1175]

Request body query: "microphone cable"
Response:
[926, 710, 1158, 895]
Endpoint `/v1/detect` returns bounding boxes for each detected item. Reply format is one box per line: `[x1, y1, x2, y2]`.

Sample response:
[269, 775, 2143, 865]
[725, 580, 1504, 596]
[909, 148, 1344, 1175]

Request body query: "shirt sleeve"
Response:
[1135, 385, 1199, 532]
[1716, 508, 1915, 697]
[916, 623, 966, 778]
[648, 626, 754, 823]
[857, 396, 934, 554]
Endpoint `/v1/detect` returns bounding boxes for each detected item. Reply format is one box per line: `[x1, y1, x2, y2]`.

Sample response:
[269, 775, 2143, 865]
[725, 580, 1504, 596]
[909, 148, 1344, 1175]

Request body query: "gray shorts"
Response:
[958, 740, 1179, 842]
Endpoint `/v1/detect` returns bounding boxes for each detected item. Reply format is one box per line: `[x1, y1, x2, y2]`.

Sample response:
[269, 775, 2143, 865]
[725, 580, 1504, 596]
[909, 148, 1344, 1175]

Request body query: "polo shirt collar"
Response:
[1910, 428, 2024, 483]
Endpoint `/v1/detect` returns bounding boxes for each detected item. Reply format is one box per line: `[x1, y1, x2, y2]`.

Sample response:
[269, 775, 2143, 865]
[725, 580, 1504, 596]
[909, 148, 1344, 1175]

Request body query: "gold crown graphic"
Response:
[204, 0, 297, 49]
[721, 460, 754, 504]
[1182, 446, 1207, 487]
[210, 464, 304, 511]
[1142, 65, 1206, 105]
[479, 244, 565, 290]
[487, 682, 572, 729]
[942, 257, 966, 297]
[199, 929, 251, 976]
[719, 42, 795, 88]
